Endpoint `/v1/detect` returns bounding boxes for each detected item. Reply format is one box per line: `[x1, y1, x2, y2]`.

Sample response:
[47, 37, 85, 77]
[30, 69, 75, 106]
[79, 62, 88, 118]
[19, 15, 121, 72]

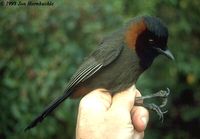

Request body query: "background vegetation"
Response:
[1, 0, 200, 138]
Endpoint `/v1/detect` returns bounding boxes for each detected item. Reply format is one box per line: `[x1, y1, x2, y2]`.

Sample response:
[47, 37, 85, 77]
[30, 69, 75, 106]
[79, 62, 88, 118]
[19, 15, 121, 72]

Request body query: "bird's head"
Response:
[125, 16, 174, 69]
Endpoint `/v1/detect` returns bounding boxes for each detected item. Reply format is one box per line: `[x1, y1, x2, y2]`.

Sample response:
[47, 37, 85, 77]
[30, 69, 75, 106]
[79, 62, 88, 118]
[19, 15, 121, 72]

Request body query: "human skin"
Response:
[76, 86, 149, 139]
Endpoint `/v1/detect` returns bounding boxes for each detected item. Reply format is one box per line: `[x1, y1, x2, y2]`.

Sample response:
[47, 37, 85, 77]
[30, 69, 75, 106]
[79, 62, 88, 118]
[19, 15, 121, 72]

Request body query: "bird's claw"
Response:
[145, 103, 167, 122]
[135, 88, 171, 122]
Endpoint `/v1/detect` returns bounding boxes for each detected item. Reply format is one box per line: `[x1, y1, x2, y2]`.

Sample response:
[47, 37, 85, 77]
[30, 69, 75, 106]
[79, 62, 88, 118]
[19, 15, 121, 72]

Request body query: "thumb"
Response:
[111, 85, 138, 111]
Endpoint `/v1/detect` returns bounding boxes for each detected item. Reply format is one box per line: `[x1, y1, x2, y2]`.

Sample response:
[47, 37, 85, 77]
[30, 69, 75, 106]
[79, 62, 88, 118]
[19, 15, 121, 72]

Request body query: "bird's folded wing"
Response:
[65, 43, 124, 92]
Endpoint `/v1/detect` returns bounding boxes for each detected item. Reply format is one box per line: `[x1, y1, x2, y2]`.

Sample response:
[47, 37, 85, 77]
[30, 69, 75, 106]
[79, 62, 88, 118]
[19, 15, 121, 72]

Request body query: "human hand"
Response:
[76, 86, 149, 139]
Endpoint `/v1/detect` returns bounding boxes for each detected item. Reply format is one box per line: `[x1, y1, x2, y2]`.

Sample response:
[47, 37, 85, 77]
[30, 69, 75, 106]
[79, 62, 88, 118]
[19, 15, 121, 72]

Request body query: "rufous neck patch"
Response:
[125, 20, 146, 49]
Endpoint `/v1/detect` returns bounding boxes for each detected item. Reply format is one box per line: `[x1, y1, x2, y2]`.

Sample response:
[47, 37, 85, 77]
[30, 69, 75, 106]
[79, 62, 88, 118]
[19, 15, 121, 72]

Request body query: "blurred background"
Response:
[1, 0, 200, 138]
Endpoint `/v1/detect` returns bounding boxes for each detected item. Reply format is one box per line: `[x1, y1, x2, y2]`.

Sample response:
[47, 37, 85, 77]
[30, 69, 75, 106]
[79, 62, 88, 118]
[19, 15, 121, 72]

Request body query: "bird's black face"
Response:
[135, 30, 174, 69]
[135, 16, 174, 69]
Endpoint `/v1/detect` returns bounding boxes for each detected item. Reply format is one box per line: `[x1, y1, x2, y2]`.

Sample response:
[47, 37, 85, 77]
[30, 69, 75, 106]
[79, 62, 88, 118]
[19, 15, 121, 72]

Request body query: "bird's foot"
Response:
[144, 103, 168, 122]
[134, 88, 170, 122]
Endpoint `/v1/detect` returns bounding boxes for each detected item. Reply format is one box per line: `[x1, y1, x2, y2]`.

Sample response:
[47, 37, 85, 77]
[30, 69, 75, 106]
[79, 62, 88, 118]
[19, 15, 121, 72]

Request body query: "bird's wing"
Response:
[67, 42, 124, 89]
[66, 61, 103, 90]
[25, 43, 124, 131]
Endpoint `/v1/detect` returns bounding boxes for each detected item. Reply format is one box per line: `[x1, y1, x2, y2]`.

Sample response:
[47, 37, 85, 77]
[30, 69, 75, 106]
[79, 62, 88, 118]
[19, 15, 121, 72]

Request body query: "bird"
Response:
[25, 15, 174, 131]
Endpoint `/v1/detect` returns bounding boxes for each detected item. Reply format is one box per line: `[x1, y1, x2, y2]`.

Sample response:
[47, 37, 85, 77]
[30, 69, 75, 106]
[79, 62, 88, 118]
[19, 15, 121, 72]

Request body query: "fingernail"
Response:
[141, 116, 147, 128]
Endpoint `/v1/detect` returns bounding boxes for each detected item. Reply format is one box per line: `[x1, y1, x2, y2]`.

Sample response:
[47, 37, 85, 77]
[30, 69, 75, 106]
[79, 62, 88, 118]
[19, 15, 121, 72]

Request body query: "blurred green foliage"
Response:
[0, 0, 200, 138]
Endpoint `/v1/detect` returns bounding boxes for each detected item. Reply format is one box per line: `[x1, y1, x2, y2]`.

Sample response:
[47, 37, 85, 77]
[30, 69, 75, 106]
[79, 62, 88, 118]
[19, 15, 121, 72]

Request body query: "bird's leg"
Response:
[135, 88, 170, 104]
[135, 88, 170, 106]
[134, 88, 170, 122]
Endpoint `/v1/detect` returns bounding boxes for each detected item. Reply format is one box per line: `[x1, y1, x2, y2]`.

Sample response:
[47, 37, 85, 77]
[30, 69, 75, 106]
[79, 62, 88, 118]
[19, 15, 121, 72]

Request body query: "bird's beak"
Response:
[153, 47, 175, 60]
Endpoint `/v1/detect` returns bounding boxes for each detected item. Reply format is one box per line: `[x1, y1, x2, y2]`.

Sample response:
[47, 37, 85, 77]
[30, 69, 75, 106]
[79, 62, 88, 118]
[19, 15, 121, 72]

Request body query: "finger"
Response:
[76, 89, 111, 137]
[76, 89, 112, 137]
[79, 88, 112, 113]
[131, 106, 149, 132]
[111, 85, 137, 111]
[133, 131, 144, 139]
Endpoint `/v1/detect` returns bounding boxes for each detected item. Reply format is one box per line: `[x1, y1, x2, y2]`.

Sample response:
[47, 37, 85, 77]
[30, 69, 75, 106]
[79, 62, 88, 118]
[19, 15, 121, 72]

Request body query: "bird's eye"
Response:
[148, 39, 154, 42]
[148, 39, 155, 46]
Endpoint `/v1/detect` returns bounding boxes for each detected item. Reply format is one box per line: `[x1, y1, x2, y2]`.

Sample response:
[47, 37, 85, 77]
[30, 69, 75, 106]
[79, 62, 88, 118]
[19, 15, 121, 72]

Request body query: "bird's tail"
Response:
[24, 90, 72, 131]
